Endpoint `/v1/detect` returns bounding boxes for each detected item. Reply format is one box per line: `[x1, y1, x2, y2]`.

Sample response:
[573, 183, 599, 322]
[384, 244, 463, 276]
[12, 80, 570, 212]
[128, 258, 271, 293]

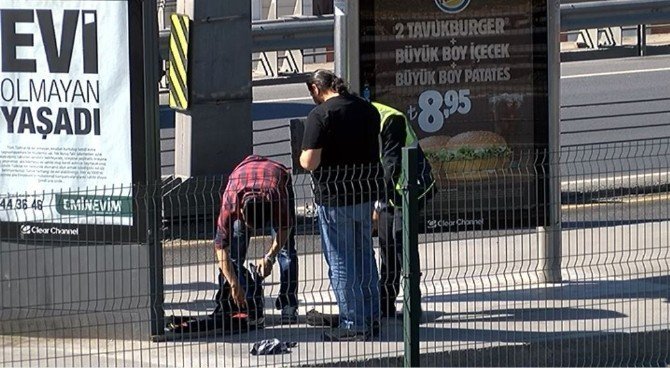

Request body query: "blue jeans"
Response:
[225, 219, 299, 309]
[317, 202, 380, 332]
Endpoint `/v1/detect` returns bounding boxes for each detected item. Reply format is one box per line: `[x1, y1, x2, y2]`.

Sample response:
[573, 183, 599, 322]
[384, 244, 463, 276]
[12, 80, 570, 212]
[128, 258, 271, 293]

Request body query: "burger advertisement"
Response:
[360, 0, 549, 230]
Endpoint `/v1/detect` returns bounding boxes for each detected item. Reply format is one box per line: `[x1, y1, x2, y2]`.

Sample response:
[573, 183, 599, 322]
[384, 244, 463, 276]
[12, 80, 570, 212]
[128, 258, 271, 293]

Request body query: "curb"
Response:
[560, 171, 670, 204]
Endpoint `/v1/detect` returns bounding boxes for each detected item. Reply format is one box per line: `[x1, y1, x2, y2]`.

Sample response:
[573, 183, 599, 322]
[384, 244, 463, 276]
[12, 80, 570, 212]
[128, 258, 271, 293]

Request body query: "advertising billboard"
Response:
[0, 0, 147, 240]
[359, 0, 549, 230]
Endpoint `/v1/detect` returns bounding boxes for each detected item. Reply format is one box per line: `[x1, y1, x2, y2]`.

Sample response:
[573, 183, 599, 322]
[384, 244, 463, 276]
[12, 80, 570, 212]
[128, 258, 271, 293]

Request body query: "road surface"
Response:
[159, 55, 670, 176]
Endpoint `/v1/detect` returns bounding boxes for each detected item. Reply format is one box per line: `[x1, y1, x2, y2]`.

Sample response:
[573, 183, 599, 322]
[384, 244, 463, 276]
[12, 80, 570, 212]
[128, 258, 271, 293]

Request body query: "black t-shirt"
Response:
[302, 94, 383, 206]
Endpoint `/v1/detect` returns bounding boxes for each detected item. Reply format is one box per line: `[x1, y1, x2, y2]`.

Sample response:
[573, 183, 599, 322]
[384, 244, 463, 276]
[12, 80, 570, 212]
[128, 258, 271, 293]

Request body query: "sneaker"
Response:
[280, 306, 298, 324]
[323, 328, 370, 342]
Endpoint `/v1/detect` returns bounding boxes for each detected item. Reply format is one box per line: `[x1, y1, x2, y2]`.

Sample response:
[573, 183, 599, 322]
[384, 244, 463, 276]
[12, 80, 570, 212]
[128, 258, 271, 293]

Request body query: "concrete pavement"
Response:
[3, 220, 668, 367]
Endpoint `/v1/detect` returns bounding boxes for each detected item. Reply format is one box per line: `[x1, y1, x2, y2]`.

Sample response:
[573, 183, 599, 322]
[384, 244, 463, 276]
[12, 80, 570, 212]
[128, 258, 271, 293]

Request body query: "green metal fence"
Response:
[1, 138, 669, 367]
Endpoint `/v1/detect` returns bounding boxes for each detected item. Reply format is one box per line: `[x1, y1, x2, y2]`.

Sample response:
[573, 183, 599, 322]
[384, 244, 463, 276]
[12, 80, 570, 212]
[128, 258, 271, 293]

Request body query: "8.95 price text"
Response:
[409, 89, 472, 133]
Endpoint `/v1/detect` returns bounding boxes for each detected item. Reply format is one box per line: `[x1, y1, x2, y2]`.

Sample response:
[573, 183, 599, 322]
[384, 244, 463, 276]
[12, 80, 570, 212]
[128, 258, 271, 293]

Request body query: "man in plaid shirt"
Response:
[214, 155, 298, 324]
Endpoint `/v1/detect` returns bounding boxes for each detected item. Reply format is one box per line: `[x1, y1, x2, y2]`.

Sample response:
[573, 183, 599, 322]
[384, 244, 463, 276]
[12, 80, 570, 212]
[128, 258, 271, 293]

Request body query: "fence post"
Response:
[544, 0, 563, 283]
[638, 24, 648, 56]
[402, 146, 420, 367]
[142, 0, 165, 336]
[334, 0, 348, 79]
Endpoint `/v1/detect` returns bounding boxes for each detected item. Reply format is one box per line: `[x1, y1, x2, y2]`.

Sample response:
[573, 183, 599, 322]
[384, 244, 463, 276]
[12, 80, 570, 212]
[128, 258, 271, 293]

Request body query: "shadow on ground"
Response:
[302, 330, 670, 367]
[155, 323, 670, 367]
[424, 276, 670, 303]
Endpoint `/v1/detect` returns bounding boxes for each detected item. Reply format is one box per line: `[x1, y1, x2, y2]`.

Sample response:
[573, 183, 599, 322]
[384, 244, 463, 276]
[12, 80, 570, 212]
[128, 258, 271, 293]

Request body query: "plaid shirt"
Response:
[214, 155, 294, 250]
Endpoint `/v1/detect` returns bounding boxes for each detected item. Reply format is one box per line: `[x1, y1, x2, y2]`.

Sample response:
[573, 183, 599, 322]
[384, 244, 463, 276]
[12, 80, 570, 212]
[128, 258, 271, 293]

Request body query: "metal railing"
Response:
[158, 15, 333, 60]
[157, 0, 670, 58]
[561, 0, 670, 31]
[156, 1, 670, 83]
[2, 138, 669, 366]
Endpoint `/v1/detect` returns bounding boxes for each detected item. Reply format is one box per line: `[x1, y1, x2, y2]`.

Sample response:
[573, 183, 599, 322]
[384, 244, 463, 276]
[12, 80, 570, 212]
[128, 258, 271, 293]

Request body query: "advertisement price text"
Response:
[409, 89, 472, 133]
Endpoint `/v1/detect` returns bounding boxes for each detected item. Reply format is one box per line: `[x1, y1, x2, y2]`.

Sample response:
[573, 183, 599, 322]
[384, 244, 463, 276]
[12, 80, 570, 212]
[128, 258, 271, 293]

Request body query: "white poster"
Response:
[0, 0, 133, 225]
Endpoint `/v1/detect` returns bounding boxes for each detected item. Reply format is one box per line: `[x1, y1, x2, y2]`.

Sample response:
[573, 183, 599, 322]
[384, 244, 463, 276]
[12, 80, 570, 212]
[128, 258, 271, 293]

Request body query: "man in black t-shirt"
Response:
[300, 70, 382, 341]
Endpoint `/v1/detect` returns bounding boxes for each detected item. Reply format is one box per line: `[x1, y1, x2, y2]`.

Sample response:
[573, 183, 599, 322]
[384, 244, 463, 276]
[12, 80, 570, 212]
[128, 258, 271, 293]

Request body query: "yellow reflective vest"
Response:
[372, 102, 435, 201]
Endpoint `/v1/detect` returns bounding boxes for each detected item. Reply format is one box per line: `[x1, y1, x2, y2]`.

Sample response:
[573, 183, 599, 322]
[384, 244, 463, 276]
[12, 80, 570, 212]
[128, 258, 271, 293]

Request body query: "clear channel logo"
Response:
[19, 224, 79, 236]
[435, 0, 471, 14]
[20, 224, 32, 235]
[426, 218, 484, 229]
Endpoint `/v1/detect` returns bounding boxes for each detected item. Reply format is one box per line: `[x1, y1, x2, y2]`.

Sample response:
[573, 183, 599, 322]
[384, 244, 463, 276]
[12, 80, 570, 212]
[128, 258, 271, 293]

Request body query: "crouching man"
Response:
[213, 155, 299, 326]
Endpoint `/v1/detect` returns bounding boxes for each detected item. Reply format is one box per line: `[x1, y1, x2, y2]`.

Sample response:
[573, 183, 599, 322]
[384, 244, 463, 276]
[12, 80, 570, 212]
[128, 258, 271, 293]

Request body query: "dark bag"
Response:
[157, 263, 264, 341]
[214, 263, 265, 322]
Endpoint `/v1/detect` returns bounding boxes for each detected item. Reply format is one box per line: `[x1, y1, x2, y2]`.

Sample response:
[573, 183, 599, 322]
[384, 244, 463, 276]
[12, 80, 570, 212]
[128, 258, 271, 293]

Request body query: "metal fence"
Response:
[1, 138, 669, 367]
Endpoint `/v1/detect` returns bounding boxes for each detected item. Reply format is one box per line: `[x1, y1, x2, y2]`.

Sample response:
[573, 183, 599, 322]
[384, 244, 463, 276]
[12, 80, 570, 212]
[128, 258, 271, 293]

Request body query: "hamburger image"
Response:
[420, 131, 511, 182]
[418, 134, 452, 153]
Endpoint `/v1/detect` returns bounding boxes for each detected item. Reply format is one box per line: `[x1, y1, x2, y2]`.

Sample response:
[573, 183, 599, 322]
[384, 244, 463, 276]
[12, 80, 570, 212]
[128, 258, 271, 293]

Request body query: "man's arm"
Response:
[213, 192, 246, 307]
[381, 115, 407, 184]
[215, 248, 246, 308]
[256, 225, 288, 276]
[300, 148, 322, 171]
[301, 111, 325, 171]
[257, 186, 294, 277]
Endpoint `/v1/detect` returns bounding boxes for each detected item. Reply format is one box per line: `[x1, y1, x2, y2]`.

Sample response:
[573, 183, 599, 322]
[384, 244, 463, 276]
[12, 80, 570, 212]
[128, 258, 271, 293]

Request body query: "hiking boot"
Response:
[280, 306, 298, 324]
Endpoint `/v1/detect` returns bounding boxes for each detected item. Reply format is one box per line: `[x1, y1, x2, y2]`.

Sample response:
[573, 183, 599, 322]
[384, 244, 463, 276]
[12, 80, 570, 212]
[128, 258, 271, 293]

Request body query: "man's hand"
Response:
[216, 248, 247, 308]
[230, 283, 247, 308]
[372, 209, 380, 237]
[257, 257, 274, 279]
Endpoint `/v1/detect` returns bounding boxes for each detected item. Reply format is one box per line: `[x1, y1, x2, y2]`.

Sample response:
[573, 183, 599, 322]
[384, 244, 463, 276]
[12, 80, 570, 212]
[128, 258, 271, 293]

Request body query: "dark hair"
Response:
[242, 195, 272, 230]
[307, 69, 349, 95]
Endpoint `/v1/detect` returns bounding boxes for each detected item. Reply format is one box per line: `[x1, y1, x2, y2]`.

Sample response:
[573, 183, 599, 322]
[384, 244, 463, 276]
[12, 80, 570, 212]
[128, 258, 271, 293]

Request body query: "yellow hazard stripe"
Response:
[169, 37, 187, 82]
[170, 16, 188, 80]
[168, 14, 190, 110]
[169, 67, 188, 109]
[172, 15, 189, 58]
[168, 61, 187, 109]
[169, 90, 178, 109]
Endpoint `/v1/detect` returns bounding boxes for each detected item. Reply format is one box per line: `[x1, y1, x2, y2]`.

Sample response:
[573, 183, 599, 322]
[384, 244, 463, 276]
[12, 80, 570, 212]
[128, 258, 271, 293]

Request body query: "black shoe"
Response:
[381, 305, 398, 319]
[322, 321, 380, 342]
[398, 307, 424, 321]
[306, 309, 339, 327]
[370, 320, 380, 335]
[323, 328, 371, 342]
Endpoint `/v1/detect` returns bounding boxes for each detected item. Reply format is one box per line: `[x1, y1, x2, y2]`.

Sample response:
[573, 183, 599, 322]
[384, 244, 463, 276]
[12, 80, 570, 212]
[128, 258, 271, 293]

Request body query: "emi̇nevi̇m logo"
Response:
[435, 0, 471, 14]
